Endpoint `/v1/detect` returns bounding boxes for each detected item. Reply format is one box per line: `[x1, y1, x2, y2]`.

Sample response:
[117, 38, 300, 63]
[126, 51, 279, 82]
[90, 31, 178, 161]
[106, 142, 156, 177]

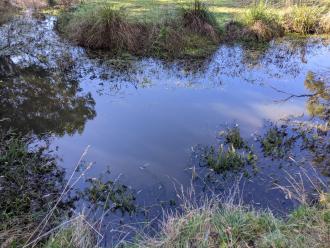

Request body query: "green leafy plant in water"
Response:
[84, 177, 136, 214]
[260, 125, 297, 159]
[224, 126, 246, 149]
[205, 144, 245, 174]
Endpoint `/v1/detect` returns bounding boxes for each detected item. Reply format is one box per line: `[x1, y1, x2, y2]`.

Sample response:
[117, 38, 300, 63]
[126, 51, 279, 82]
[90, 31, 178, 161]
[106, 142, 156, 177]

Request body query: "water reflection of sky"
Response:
[1, 16, 329, 213]
[52, 38, 330, 209]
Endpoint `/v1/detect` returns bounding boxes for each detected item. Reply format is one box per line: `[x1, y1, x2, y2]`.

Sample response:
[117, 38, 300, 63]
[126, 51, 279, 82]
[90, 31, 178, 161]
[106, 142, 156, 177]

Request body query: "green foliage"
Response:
[205, 144, 245, 174]
[260, 125, 297, 158]
[224, 126, 246, 149]
[83, 177, 136, 214]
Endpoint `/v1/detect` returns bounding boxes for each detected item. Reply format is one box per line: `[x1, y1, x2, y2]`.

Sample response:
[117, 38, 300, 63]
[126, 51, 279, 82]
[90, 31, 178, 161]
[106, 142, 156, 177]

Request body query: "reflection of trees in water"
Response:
[0, 59, 96, 136]
[304, 71, 330, 125]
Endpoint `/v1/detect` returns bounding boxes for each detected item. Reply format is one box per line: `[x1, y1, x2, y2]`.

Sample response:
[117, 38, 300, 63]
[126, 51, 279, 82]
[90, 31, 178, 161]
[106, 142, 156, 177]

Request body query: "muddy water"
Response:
[1, 15, 330, 233]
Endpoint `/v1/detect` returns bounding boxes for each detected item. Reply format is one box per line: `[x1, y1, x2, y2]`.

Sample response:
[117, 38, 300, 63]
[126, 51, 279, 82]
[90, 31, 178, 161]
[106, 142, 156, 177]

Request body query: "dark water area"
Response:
[1, 15, 330, 244]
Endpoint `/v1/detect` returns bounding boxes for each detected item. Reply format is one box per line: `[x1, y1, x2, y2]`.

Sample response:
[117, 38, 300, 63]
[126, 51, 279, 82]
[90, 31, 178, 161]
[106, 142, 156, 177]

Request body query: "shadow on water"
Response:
[0, 56, 96, 137]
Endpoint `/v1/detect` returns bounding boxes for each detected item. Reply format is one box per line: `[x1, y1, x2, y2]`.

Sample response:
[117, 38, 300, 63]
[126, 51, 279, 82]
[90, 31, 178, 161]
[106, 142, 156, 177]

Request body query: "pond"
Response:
[1, 14, 329, 244]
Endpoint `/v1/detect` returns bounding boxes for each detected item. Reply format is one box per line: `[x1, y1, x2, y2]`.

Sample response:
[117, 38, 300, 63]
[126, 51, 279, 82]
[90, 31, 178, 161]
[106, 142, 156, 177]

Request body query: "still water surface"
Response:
[1, 16, 329, 221]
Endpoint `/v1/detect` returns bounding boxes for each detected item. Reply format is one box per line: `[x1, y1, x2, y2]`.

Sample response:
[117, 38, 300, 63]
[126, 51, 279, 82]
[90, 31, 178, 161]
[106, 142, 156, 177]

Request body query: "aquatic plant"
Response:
[205, 144, 246, 174]
[260, 125, 298, 159]
[223, 126, 246, 149]
[83, 177, 136, 214]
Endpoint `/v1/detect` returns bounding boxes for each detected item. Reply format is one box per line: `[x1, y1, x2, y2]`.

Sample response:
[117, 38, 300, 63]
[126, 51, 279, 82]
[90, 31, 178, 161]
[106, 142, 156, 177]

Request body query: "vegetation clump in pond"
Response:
[205, 144, 246, 174]
[223, 126, 246, 149]
[259, 124, 297, 159]
[83, 176, 136, 214]
[202, 126, 257, 175]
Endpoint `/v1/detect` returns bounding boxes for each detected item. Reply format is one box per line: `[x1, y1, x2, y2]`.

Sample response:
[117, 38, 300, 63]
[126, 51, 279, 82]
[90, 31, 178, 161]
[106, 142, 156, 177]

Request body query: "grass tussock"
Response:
[282, 5, 324, 34]
[181, 0, 220, 42]
[57, 1, 220, 59]
[57, 4, 143, 52]
[224, 2, 284, 43]
[57, 0, 330, 57]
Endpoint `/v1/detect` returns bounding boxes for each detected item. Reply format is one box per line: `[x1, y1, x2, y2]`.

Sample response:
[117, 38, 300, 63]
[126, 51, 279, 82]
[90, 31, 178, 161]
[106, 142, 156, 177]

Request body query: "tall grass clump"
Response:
[283, 5, 324, 34]
[180, 0, 220, 41]
[242, 1, 276, 25]
[57, 4, 143, 53]
[239, 1, 284, 41]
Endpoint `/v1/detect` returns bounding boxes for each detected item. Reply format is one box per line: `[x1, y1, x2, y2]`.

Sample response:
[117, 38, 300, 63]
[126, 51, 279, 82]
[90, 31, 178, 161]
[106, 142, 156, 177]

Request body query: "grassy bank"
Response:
[56, 0, 330, 59]
[45, 190, 330, 247]
[57, 0, 221, 59]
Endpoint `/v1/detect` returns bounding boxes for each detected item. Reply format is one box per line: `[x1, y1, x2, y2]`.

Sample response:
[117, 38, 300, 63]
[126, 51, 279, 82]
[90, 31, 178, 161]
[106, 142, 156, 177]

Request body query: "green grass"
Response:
[128, 193, 330, 247]
[46, 192, 330, 248]
[76, 0, 242, 25]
